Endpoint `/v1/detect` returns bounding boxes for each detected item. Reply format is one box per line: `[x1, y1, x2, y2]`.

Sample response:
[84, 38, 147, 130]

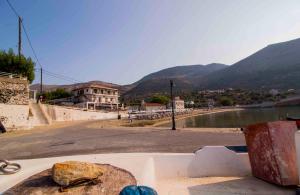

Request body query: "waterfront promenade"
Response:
[0, 120, 245, 160]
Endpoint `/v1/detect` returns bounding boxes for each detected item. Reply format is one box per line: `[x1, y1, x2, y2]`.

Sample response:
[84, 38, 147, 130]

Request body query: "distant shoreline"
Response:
[152, 108, 244, 127]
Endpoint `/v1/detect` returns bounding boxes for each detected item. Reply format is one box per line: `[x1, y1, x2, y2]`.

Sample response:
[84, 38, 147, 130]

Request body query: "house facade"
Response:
[72, 84, 119, 110]
[173, 96, 185, 110]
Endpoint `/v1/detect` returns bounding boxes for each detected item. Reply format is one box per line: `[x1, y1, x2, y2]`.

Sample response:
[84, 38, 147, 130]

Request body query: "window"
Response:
[101, 90, 104, 94]
[93, 89, 97, 94]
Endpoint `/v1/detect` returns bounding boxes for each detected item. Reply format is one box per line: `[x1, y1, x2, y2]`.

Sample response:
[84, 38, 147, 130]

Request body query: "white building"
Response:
[173, 96, 185, 110]
[269, 89, 279, 96]
[72, 84, 119, 110]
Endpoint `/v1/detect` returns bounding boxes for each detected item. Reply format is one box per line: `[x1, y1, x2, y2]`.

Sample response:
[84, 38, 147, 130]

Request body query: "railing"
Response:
[0, 71, 27, 80]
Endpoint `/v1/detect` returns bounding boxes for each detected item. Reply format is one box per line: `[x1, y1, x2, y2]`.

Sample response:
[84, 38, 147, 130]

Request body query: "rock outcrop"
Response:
[0, 77, 29, 105]
[52, 161, 105, 186]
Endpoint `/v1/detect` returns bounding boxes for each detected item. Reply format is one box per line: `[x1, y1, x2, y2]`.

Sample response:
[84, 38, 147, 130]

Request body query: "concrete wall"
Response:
[153, 146, 250, 180]
[42, 104, 121, 121]
[0, 103, 32, 130]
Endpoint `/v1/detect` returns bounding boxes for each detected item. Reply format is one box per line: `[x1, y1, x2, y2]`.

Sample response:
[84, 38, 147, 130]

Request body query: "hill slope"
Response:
[124, 63, 227, 96]
[31, 37, 300, 98]
[198, 38, 300, 90]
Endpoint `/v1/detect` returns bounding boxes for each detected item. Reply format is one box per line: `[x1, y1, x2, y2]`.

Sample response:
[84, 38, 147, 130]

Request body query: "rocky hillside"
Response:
[124, 63, 227, 96]
[31, 37, 300, 97]
[197, 38, 300, 90]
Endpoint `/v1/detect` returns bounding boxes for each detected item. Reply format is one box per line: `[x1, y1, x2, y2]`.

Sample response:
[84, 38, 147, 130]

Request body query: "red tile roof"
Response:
[72, 83, 117, 91]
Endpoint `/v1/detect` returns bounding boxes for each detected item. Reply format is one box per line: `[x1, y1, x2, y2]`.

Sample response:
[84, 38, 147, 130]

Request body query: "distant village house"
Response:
[269, 89, 279, 96]
[173, 96, 185, 110]
[72, 84, 119, 110]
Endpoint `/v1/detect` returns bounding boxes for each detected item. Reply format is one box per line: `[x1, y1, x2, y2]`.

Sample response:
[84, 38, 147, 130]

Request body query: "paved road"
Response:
[0, 121, 245, 160]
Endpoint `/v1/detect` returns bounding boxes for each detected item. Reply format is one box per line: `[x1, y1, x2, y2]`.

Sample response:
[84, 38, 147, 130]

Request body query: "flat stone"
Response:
[5, 164, 136, 195]
[52, 161, 105, 186]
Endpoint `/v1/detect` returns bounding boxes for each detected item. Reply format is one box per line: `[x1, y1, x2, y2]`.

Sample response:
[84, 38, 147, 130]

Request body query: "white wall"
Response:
[43, 104, 122, 122]
[153, 146, 250, 180]
[0, 103, 33, 130]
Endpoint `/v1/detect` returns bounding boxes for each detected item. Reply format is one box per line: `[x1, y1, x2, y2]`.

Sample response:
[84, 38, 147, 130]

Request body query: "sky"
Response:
[1, 0, 300, 85]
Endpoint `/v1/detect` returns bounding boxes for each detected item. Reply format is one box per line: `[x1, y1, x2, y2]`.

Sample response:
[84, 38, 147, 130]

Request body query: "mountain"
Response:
[123, 63, 227, 97]
[135, 63, 227, 84]
[31, 37, 300, 98]
[197, 38, 300, 90]
[124, 37, 300, 97]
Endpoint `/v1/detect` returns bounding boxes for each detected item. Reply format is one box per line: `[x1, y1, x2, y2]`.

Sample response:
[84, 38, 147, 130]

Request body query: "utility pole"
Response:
[18, 16, 22, 59]
[40, 68, 43, 95]
[170, 80, 176, 130]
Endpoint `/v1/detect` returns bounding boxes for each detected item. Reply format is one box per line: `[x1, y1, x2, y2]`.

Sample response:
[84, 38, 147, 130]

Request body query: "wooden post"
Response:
[170, 80, 176, 130]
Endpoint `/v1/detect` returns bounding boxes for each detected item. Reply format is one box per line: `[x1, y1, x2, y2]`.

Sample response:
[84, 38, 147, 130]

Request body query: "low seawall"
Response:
[42, 104, 120, 122]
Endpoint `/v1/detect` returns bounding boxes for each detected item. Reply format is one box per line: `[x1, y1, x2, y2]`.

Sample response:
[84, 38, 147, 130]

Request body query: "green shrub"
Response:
[0, 49, 35, 83]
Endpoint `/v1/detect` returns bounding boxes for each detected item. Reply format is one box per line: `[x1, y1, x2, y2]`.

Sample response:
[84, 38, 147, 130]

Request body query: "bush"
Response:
[150, 95, 169, 105]
[219, 96, 234, 106]
[0, 49, 35, 83]
[42, 88, 71, 101]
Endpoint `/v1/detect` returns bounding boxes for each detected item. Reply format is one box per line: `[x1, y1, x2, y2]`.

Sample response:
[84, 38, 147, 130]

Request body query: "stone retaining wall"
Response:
[0, 77, 29, 105]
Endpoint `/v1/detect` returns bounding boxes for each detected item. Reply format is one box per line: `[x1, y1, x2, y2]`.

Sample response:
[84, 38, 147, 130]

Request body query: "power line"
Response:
[36, 69, 83, 84]
[6, 0, 83, 86]
[6, 0, 42, 68]
[21, 23, 42, 68]
[44, 72, 81, 84]
[44, 73, 79, 84]
[5, 0, 19, 17]
[34, 68, 83, 84]
[44, 70, 83, 83]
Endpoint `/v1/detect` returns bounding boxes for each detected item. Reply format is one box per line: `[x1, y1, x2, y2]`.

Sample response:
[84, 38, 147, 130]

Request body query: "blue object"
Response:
[120, 185, 158, 195]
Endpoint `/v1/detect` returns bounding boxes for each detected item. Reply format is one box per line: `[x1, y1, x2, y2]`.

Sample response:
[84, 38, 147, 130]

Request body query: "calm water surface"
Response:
[162, 106, 300, 128]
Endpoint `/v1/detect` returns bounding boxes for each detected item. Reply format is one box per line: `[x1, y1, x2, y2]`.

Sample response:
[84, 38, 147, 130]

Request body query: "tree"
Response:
[42, 88, 71, 101]
[219, 96, 234, 106]
[0, 49, 35, 83]
[150, 95, 170, 105]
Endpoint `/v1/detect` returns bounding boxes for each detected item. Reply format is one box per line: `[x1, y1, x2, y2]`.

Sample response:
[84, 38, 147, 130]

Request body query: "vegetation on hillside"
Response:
[42, 88, 71, 101]
[149, 95, 170, 105]
[0, 49, 35, 83]
[180, 89, 291, 107]
[123, 64, 227, 97]
[121, 88, 294, 108]
[218, 96, 234, 106]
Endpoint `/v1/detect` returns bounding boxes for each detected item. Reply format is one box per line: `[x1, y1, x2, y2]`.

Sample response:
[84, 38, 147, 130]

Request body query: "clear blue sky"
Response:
[1, 0, 300, 85]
